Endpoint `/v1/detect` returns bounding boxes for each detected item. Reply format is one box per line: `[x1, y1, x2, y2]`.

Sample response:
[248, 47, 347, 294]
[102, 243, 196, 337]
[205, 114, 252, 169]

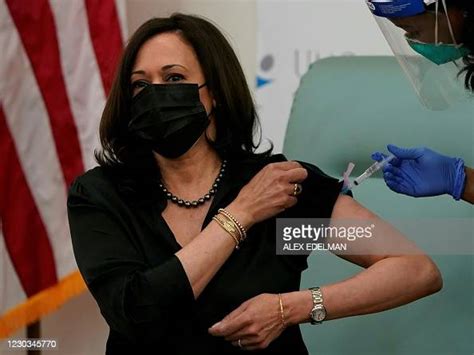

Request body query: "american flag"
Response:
[0, 0, 125, 337]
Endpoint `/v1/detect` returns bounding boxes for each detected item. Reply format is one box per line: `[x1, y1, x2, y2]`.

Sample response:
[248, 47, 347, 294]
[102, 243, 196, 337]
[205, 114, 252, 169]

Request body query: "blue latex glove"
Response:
[372, 144, 466, 200]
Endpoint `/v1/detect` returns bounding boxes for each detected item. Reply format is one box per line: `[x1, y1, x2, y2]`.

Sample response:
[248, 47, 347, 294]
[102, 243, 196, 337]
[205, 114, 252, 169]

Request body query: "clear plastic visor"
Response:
[372, 2, 471, 110]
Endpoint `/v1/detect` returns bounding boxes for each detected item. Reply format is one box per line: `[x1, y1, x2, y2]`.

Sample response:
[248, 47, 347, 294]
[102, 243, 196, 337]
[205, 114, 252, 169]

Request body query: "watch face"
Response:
[314, 309, 326, 321]
[311, 305, 326, 322]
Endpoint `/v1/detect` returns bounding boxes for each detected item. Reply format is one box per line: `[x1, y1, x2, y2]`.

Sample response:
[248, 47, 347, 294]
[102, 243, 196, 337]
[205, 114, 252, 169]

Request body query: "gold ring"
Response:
[293, 183, 303, 196]
[238, 339, 243, 348]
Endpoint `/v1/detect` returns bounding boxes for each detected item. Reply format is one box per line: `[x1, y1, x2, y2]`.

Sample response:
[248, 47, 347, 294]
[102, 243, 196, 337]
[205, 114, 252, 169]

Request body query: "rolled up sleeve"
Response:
[296, 160, 351, 218]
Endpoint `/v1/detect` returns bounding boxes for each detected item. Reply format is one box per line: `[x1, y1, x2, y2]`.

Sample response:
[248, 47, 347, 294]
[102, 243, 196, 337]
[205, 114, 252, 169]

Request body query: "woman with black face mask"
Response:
[366, 0, 474, 203]
[67, 13, 442, 354]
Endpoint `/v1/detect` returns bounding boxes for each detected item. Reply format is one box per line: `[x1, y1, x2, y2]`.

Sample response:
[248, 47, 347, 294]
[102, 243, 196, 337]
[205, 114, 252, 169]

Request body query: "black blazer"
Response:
[67, 154, 344, 354]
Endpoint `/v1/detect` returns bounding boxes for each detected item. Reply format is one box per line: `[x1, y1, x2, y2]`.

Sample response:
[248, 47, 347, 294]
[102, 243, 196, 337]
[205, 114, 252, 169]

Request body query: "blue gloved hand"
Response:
[371, 144, 466, 200]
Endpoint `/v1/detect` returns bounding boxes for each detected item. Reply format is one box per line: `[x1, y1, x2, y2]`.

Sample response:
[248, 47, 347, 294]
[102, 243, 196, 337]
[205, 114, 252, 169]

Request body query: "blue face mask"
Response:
[406, 38, 471, 65]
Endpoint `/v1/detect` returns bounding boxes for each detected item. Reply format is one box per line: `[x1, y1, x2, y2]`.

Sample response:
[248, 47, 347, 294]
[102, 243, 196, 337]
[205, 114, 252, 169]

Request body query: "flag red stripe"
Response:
[0, 107, 58, 297]
[85, 0, 123, 95]
[5, 0, 84, 187]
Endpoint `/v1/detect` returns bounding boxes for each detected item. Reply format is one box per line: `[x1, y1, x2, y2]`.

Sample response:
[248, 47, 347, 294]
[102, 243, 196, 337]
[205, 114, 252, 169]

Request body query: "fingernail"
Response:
[210, 321, 221, 329]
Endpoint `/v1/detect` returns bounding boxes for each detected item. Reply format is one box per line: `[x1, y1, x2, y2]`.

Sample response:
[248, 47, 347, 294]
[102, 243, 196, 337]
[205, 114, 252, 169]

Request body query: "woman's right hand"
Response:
[226, 161, 308, 229]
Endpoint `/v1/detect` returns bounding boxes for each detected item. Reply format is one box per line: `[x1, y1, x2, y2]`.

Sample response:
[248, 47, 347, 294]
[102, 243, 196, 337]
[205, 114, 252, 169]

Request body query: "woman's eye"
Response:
[131, 80, 149, 89]
[131, 80, 149, 96]
[166, 74, 184, 82]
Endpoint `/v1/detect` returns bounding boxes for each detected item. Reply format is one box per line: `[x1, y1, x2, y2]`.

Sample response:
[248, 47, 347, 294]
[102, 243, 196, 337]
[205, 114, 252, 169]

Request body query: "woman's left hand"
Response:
[208, 293, 286, 351]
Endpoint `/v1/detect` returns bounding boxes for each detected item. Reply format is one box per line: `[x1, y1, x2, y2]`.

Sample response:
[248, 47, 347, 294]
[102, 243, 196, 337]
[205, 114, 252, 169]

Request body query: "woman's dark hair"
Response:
[426, 0, 474, 91]
[442, 0, 474, 91]
[458, 1, 474, 91]
[95, 13, 272, 195]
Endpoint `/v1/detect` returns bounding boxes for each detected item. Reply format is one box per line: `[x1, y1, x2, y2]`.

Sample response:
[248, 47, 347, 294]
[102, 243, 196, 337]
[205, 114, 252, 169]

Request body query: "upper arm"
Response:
[67, 184, 145, 332]
[330, 195, 422, 268]
[331, 194, 377, 221]
[67, 182, 145, 286]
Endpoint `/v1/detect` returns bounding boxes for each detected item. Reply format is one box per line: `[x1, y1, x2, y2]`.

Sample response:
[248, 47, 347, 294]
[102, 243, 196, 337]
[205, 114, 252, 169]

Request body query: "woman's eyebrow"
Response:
[131, 70, 146, 76]
[162, 64, 187, 71]
[131, 64, 187, 77]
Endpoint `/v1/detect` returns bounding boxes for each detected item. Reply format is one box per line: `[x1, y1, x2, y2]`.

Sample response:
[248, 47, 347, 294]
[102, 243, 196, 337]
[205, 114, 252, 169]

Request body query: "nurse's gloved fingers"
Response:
[384, 171, 392, 180]
[385, 179, 402, 193]
[389, 157, 402, 167]
[371, 152, 386, 162]
[384, 172, 405, 186]
[387, 144, 424, 160]
[387, 165, 413, 182]
[383, 174, 401, 191]
[372, 152, 401, 167]
[396, 181, 414, 196]
[372, 152, 403, 168]
[384, 165, 403, 178]
[387, 165, 416, 185]
[386, 179, 414, 195]
[381, 162, 396, 174]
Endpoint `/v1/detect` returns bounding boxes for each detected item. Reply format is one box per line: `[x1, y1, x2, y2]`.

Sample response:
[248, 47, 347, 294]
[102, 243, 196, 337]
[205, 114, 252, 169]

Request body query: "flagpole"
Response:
[27, 321, 40, 355]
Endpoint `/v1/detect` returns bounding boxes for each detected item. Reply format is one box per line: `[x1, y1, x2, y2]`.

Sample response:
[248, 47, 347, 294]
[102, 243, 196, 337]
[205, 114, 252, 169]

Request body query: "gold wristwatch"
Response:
[309, 286, 326, 325]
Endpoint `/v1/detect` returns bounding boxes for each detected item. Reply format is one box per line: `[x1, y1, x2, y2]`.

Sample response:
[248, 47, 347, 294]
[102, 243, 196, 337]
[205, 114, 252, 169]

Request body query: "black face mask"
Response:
[128, 83, 211, 159]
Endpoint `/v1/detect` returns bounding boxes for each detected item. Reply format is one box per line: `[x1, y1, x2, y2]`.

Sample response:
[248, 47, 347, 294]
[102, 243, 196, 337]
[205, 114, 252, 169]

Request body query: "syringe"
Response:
[344, 154, 395, 191]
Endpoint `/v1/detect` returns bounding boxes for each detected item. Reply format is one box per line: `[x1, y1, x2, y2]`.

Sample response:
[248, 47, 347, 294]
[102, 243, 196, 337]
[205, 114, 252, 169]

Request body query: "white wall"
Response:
[256, 0, 392, 152]
[126, 0, 257, 89]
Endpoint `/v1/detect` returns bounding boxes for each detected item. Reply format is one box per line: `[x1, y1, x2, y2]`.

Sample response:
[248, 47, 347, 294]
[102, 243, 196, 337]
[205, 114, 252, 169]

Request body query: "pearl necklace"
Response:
[159, 160, 227, 208]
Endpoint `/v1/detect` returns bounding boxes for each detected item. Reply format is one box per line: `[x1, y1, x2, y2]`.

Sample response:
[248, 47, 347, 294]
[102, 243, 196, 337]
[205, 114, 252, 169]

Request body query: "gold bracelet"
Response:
[278, 293, 286, 327]
[212, 215, 240, 249]
[218, 208, 247, 240]
[216, 210, 244, 242]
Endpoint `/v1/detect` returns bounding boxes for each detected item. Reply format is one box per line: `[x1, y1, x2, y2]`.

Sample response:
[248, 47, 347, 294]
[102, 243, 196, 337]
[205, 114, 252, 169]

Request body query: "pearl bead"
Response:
[159, 160, 226, 208]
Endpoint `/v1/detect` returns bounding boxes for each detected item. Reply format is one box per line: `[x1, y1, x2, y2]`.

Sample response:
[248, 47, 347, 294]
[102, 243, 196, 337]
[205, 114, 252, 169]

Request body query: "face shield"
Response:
[366, 0, 472, 110]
